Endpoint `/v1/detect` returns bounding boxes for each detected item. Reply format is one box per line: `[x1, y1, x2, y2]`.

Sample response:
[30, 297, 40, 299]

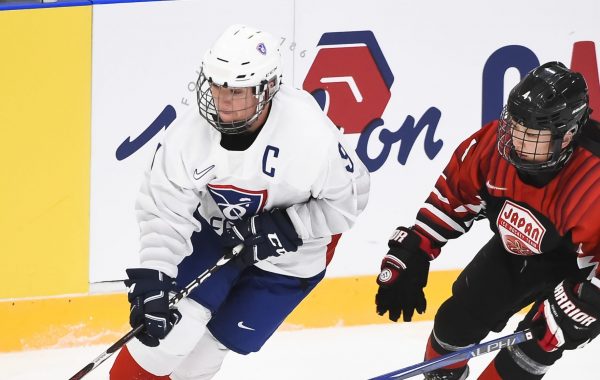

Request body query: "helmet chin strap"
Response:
[214, 115, 256, 134]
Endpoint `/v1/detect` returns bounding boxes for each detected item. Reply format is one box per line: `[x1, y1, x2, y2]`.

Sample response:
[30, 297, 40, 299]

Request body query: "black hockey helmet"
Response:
[497, 61, 589, 172]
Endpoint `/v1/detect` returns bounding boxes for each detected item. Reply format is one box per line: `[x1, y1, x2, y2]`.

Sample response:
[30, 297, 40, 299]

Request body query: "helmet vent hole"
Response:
[217, 57, 229, 63]
[241, 61, 250, 65]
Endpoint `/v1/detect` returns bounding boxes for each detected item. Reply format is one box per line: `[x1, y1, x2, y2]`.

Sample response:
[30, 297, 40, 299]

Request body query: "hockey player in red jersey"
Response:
[375, 61, 600, 379]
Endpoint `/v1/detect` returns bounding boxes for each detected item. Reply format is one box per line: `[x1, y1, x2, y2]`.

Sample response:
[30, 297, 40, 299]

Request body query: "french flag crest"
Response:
[207, 184, 268, 221]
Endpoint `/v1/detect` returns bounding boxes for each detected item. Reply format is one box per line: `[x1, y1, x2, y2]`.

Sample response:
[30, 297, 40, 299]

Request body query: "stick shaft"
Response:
[369, 329, 534, 380]
[68, 244, 243, 380]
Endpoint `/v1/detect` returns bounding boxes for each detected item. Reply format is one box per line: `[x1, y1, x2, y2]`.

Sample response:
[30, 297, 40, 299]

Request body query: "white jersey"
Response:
[136, 84, 370, 278]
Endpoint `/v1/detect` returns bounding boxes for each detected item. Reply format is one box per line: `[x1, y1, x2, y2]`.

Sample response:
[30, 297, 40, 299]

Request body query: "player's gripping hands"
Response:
[531, 279, 600, 352]
[221, 208, 303, 267]
[124, 268, 182, 347]
[376, 227, 439, 322]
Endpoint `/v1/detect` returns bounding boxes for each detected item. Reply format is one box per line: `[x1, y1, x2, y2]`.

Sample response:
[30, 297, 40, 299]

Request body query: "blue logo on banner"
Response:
[207, 184, 268, 221]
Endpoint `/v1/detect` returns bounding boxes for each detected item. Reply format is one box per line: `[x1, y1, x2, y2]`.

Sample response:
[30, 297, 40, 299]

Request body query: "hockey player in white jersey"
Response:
[109, 24, 370, 379]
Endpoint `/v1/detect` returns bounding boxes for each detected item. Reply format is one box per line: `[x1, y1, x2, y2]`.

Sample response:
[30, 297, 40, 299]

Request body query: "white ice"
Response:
[2, 318, 598, 379]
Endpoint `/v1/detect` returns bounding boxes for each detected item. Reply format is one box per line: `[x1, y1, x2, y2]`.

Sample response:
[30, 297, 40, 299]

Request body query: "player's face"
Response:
[210, 85, 258, 123]
[510, 121, 554, 162]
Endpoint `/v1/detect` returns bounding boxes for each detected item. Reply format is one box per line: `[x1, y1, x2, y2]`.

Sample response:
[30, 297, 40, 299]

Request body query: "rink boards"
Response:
[1, 0, 599, 351]
[0, 271, 461, 351]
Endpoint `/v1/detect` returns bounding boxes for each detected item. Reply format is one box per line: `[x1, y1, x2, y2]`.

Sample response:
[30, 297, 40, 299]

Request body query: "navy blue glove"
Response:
[222, 208, 302, 266]
[125, 268, 182, 347]
[531, 279, 600, 352]
[376, 226, 438, 322]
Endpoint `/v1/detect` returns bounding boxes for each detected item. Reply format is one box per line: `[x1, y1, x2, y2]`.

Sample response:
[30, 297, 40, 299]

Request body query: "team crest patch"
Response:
[256, 43, 267, 55]
[496, 200, 546, 256]
[207, 184, 267, 221]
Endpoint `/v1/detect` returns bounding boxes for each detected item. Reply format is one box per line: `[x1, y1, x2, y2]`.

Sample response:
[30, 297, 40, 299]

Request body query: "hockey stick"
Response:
[369, 328, 534, 380]
[68, 243, 244, 380]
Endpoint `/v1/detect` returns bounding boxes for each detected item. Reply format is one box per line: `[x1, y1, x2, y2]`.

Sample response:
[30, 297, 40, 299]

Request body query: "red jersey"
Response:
[414, 120, 600, 287]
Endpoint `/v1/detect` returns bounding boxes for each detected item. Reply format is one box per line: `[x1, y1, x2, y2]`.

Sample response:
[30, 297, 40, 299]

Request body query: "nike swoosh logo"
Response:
[486, 180, 507, 191]
[193, 165, 215, 180]
[237, 321, 255, 331]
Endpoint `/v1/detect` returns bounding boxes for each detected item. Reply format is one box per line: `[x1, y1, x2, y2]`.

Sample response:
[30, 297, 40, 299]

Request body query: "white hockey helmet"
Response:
[197, 24, 283, 134]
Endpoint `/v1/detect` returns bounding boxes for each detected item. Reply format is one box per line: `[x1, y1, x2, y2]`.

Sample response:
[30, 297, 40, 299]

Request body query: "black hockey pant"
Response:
[427, 235, 581, 379]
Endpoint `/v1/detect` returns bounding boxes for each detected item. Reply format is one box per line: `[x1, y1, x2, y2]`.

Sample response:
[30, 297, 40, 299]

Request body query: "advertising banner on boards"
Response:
[90, 0, 600, 283]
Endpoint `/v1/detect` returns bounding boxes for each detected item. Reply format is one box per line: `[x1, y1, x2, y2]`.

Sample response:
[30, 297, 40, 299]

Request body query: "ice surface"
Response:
[2, 318, 597, 379]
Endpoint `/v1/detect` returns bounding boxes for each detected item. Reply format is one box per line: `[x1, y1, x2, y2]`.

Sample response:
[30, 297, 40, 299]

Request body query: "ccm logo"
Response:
[268, 233, 288, 255]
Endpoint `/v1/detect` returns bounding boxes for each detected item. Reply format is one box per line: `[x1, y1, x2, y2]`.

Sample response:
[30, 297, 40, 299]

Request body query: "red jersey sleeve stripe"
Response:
[557, 159, 600, 231]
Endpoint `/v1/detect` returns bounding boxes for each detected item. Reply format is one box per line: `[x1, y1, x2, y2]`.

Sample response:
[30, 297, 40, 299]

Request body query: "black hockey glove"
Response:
[222, 208, 303, 267]
[530, 279, 600, 352]
[125, 268, 182, 347]
[376, 226, 439, 322]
